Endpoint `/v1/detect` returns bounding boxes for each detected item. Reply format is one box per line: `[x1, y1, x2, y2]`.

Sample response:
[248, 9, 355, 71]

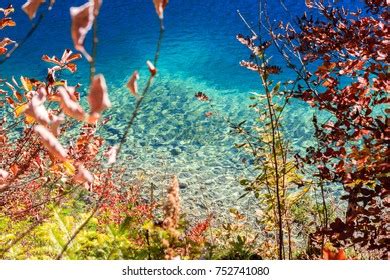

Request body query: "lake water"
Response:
[0, 0, 364, 218]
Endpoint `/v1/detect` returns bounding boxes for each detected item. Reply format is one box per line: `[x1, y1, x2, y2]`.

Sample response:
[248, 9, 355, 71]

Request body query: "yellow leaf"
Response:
[15, 103, 28, 117]
[25, 114, 36, 124]
[53, 81, 65, 87]
[20, 76, 33, 91]
[62, 160, 75, 175]
[142, 220, 154, 231]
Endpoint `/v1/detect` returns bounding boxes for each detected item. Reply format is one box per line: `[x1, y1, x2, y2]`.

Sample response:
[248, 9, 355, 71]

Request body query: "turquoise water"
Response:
[0, 0, 361, 217]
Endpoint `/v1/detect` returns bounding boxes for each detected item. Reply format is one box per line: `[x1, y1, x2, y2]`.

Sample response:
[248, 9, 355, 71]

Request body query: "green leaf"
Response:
[271, 82, 281, 94]
[239, 179, 250, 185]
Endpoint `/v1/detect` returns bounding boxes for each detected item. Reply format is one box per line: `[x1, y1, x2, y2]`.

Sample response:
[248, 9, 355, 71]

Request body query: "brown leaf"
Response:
[22, 0, 45, 20]
[87, 74, 110, 122]
[146, 60, 157, 76]
[239, 60, 260, 72]
[61, 49, 82, 64]
[127, 71, 139, 96]
[195, 91, 209, 102]
[0, 5, 15, 17]
[5, 96, 15, 107]
[42, 49, 82, 73]
[42, 54, 61, 66]
[25, 89, 51, 126]
[305, 0, 313, 8]
[34, 125, 68, 162]
[266, 65, 282, 74]
[70, 0, 102, 62]
[204, 111, 213, 118]
[153, 0, 169, 19]
[74, 165, 94, 184]
[58, 87, 86, 121]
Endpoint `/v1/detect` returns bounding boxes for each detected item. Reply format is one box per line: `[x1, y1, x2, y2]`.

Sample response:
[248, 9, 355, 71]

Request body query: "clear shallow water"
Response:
[0, 0, 361, 218]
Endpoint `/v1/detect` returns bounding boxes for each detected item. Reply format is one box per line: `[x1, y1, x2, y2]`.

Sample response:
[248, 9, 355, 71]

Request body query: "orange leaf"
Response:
[0, 18, 16, 29]
[66, 63, 77, 73]
[42, 49, 82, 73]
[10, 164, 19, 176]
[322, 248, 346, 260]
[127, 71, 139, 97]
[42, 54, 62, 65]
[14, 91, 24, 102]
[335, 249, 346, 260]
[0, 38, 15, 48]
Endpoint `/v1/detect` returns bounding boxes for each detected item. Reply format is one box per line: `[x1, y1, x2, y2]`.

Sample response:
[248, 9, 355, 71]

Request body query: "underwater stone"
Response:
[170, 148, 181, 156]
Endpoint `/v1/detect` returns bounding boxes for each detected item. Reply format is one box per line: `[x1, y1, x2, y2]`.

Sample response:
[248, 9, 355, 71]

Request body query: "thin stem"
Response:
[116, 19, 165, 156]
[261, 68, 284, 260]
[237, 10, 258, 38]
[237, 9, 285, 259]
[89, 19, 98, 83]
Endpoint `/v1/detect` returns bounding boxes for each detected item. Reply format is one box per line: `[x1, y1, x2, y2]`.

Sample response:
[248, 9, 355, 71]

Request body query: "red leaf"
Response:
[70, 0, 102, 62]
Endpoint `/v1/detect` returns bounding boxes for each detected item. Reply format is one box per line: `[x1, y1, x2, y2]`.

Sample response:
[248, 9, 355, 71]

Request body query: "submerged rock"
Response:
[170, 148, 181, 156]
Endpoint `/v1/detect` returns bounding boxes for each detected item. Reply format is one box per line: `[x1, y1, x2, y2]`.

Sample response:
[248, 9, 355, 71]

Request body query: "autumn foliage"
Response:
[0, 0, 193, 260]
[273, 0, 389, 258]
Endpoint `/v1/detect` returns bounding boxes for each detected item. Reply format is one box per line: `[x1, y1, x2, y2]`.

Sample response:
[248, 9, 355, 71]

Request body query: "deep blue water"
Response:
[1, 0, 365, 89]
[1, 0, 314, 90]
[0, 0, 365, 216]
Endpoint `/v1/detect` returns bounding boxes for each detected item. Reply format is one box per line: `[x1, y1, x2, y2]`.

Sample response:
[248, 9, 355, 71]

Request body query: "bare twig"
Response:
[89, 18, 98, 83]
